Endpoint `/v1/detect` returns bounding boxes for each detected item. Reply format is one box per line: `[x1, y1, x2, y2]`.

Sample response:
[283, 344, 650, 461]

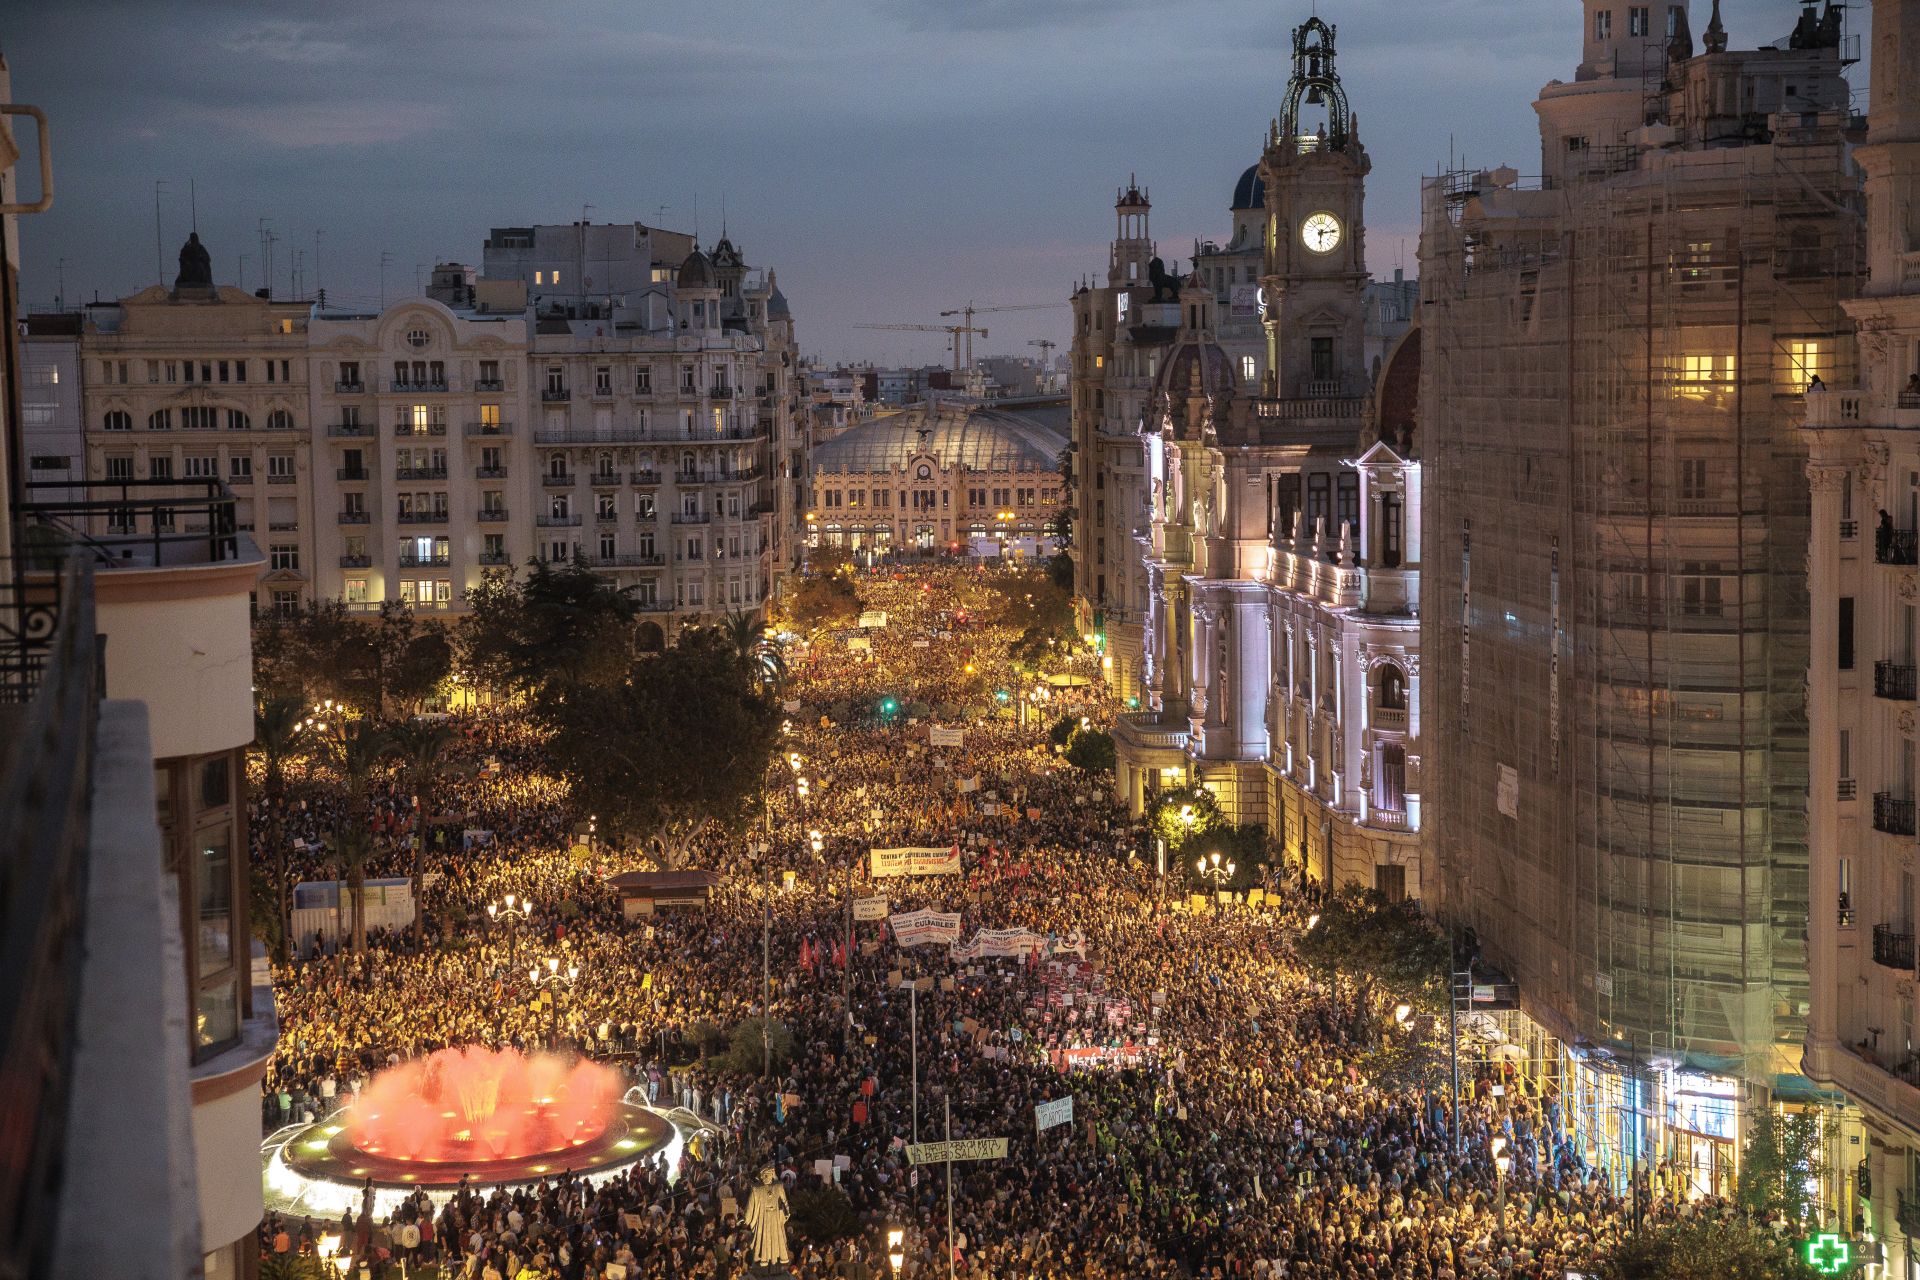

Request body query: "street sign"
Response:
[906, 1137, 1007, 1165]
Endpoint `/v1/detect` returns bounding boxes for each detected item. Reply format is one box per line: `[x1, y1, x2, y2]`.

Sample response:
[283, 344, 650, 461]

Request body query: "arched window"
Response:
[1378, 664, 1407, 711]
[597, 452, 615, 478]
[102, 410, 132, 432]
[227, 409, 251, 431]
[267, 409, 294, 431]
[146, 409, 171, 431]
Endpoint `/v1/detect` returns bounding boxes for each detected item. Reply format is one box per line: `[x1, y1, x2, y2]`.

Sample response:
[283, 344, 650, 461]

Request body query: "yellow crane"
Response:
[853, 322, 987, 374]
[938, 302, 1068, 370]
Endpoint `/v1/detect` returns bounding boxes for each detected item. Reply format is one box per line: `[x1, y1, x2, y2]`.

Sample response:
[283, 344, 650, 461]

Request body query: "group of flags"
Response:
[798, 936, 849, 974]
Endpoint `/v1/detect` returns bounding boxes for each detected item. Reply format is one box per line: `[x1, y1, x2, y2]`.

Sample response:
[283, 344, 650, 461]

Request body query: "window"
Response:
[1628, 6, 1649, 37]
[1594, 8, 1612, 39]
[102, 410, 132, 432]
[339, 361, 361, 387]
[636, 366, 653, 394]
[599, 532, 616, 559]
[597, 493, 617, 520]
[1379, 664, 1408, 710]
[1272, 472, 1302, 538]
[1241, 355, 1257, 385]
[267, 409, 295, 431]
[1566, 135, 1589, 153]
[1374, 744, 1406, 812]
[534, 271, 545, 285]
[226, 409, 251, 431]
[149, 455, 174, 480]
[147, 409, 172, 431]
[1306, 472, 1331, 531]
[268, 454, 295, 480]
[1679, 458, 1709, 501]
[343, 578, 368, 605]
[1839, 596, 1855, 671]
[1780, 339, 1832, 393]
[269, 545, 300, 572]
[550, 494, 571, 518]
[595, 366, 613, 396]
[1380, 492, 1404, 567]
[1675, 352, 1736, 397]
[181, 406, 217, 431]
[1310, 337, 1335, 385]
[407, 328, 430, 348]
[1336, 473, 1360, 539]
[1678, 562, 1724, 617]
[184, 454, 218, 479]
[105, 456, 133, 481]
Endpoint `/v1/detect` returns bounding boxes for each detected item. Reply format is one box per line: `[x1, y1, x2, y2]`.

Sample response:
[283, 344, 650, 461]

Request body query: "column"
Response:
[1805, 457, 1848, 1080]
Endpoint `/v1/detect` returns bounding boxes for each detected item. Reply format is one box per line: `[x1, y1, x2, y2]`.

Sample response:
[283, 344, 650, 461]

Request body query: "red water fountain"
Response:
[349, 1047, 618, 1163]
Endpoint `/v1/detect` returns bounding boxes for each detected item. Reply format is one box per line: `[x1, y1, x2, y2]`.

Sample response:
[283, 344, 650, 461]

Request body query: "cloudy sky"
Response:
[8, 0, 1863, 365]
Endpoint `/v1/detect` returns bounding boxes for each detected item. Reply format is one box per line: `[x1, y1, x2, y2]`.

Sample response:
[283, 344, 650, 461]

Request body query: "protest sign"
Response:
[871, 846, 962, 878]
[1034, 1096, 1074, 1132]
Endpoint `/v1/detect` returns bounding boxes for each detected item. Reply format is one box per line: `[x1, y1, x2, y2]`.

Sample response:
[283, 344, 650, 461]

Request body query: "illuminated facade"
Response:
[1422, 0, 1859, 1199]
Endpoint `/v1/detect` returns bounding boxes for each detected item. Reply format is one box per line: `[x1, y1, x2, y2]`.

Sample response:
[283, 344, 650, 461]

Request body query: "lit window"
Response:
[535, 271, 545, 285]
[1674, 353, 1736, 398]
[1241, 355, 1257, 384]
[1779, 339, 1831, 393]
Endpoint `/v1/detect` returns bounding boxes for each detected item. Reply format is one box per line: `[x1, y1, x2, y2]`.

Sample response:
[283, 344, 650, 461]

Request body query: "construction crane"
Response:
[853, 322, 987, 374]
[938, 302, 1068, 369]
[1028, 338, 1058, 363]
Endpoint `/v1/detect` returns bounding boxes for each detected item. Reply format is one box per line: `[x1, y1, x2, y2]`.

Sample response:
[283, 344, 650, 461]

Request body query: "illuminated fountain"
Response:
[267, 1047, 676, 1215]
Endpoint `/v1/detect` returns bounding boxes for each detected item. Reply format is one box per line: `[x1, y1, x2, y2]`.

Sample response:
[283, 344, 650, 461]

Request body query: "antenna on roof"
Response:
[190, 178, 197, 233]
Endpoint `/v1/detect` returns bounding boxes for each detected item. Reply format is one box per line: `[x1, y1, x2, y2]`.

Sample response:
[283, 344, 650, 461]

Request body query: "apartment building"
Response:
[20, 310, 83, 485]
[1421, 0, 1859, 1198]
[79, 236, 313, 617]
[1803, 0, 1920, 1259]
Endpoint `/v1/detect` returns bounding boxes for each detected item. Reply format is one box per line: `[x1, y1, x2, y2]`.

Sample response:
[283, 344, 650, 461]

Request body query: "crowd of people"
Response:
[257, 563, 1756, 1280]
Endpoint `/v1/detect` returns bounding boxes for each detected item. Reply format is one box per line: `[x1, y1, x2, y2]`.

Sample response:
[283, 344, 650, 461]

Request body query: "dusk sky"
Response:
[9, 0, 1862, 366]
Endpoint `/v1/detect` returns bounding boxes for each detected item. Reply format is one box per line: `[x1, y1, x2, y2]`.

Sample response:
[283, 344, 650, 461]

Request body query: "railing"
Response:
[395, 466, 448, 481]
[334, 380, 364, 393]
[1839, 777, 1858, 801]
[397, 510, 449, 525]
[1373, 705, 1408, 731]
[536, 514, 582, 527]
[327, 422, 370, 438]
[391, 379, 448, 393]
[588, 554, 666, 568]
[1876, 660, 1917, 701]
[477, 510, 509, 523]
[542, 473, 575, 487]
[1841, 520, 1859, 540]
[1878, 528, 1920, 565]
[542, 388, 571, 402]
[590, 472, 622, 487]
[591, 384, 615, 400]
[475, 466, 508, 480]
[339, 555, 371, 568]
[465, 422, 512, 437]
[473, 379, 505, 393]
[18, 478, 246, 569]
[395, 423, 448, 438]
[398, 554, 451, 568]
[631, 471, 661, 485]
[0, 553, 97, 1280]
[1901, 393, 1920, 411]
[480, 552, 511, 566]
[1873, 923, 1916, 970]
[336, 468, 368, 482]
[338, 511, 369, 524]
[672, 512, 712, 524]
[1875, 792, 1917, 836]
[1252, 396, 1371, 421]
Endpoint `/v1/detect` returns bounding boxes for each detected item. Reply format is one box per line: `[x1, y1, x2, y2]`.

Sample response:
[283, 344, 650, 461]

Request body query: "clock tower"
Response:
[1258, 17, 1371, 400]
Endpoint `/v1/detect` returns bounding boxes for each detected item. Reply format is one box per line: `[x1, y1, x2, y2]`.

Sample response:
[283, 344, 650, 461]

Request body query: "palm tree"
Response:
[318, 718, 396, 955]
[718, 608, 786, 691]
[253, 695, 308, 963]
[391, 718, 466, 947]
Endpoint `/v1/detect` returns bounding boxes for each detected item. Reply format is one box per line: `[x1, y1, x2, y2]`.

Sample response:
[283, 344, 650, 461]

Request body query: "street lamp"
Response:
[1194, 850, 1235, 887]
[810, 829, 825, 862]
[1393, 1003, 1414, 1028]
[887, 1227, 906, 1275]
[487, 894, 533, 967]
[528, 955, 579, 1047]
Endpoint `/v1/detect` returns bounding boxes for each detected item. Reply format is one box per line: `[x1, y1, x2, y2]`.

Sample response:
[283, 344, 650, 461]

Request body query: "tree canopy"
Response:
[1601, 1216, 1820, 1280]
[253, 598, 451, 716]
[789, 572, 864, 635]
[459, 559, 639, 694]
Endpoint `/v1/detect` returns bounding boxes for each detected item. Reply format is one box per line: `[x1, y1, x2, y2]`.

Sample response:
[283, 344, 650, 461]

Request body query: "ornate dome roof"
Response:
[1232, 163, 1266, 211]
[677, 248, 715, 289]
[1154, 338, 1235, 406]
[765, 270, 790, 320]
[812, 401, 1068, 475]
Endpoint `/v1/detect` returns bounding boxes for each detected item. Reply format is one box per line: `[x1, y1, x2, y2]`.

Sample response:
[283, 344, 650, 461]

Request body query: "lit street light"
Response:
[487, 893, 533, 967]
[1492, 1136, 1511, 1232]
[887, 1227, 906, 1275]
[528, 955, 579, 1047]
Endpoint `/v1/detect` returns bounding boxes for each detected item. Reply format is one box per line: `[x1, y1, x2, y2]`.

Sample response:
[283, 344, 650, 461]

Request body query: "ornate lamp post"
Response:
[528, 955, 579, 1047]
[487, 893, 532, 967]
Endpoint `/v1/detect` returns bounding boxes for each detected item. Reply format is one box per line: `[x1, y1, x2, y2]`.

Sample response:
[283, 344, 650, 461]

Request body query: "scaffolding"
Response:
[1422, 106, 1863, 1184]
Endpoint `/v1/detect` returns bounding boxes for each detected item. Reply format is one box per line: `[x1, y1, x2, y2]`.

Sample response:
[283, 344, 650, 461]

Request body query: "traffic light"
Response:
[994, 690, 1010, 703]
[878, 696, 899, 718]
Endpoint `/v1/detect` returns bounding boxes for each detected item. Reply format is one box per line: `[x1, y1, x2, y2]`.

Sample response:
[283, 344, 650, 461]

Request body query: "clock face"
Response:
[1302, 212, 1342, 255]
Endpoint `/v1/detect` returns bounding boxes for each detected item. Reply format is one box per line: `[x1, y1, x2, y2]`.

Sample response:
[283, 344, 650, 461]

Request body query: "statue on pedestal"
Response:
[744, 1165, 791, 1272]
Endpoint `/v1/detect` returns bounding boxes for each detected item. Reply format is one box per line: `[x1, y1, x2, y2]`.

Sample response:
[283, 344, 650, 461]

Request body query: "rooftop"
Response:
[812, 400, 1068, 474]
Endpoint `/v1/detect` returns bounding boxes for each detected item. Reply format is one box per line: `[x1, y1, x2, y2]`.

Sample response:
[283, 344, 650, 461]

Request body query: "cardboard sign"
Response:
[929, 726, 965, 748]
[1034, 1096, 1074, 1132]
[906, 1138, 1008, 1165]
[854, 896, 890, 921]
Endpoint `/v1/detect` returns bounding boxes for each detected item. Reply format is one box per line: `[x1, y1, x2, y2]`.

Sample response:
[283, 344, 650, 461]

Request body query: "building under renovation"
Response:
[1421, 0, 1861, 1199]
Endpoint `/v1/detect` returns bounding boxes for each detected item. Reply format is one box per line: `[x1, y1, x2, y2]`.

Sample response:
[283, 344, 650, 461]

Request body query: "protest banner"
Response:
[1034, 1096, 1074, 1132]
[906, 1138, 1008, 1166]
[870, 846, 962, 878]
[929, 726, 965, 748]
[889, 909, 963, 947]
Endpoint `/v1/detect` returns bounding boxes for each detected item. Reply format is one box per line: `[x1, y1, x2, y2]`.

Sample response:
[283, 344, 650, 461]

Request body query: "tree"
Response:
[790, 573, 864, 635]
[718, 609, 787, 691]
[1602, 1216, 1820, 1280]
[1294, 887, 1450, 1011]
[537, 628, 780, 857]
[388, 621, 454, 713]
[253, 695, 309, 962]
[789, 1186, 860, 1243]
[391, 718, 466, 947]
[723, 1016, 794, 1075]
[459, 559, 638, 696]
[1736, 1109, 1827, 1226]
[1148, 785, 1226, 856]
[317, 719, 397, 955]
[1064, 726, 1116, 774]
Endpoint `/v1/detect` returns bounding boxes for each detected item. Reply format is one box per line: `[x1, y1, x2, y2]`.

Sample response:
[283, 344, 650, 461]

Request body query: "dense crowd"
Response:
[258, 564, 1750, 1280]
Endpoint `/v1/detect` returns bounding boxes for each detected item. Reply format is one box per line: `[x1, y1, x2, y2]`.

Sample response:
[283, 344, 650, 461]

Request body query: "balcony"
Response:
[589, 553, 666, 568]
[672, 511, 712, 524]
[536, 514, 582, 528]
[542, 473, 576, 488]
[477, 509, 509, 523]
[335, 379, 365, 393]
[1879, 528, 1920, 566]
[337, 510, 369, 524]
[339, 554, 371, 569]
[1875, 792, 1917, 836]
[1373, 704, 1408, 731]
[465, 421, 513, 437]
[267, 472, 297, 485]
[336, 467, 369, 482]
[541, 388, 571, 403]
[394, 423, 448, 438]
[1877, 660, 1918, 700]
[391, 379, 448, 393]
[591, 384, 616, 401]
[398, 553, 451, 568]
[1874, 923, 1916, 970]
[397, 510, 449, 525]
[589, 471, 622, 488]
[395, 465, 448, 482]
[475, 466, 508, 480]
[479, 551, 511, 566]
[474, 379, 505, 393]
[631, 470, 661, 485]
[327, 422, 370, 438]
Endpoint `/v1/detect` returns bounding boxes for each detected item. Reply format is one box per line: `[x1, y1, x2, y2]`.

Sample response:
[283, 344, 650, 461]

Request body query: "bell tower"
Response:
[1257, 16, 1371, 401]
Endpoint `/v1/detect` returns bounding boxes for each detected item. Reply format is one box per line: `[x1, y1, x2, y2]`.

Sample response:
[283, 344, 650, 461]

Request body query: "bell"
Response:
[1305, 85, 1325, 106]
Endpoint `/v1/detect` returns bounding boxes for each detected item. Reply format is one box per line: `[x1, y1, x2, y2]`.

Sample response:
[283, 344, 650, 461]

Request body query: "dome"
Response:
[677, 249, 715, 289]
[765, 270, 791, 320]
[812, 401, 1068, 475]
[1154, 338, 1235, 405]
[1232, 164, 1266, 211]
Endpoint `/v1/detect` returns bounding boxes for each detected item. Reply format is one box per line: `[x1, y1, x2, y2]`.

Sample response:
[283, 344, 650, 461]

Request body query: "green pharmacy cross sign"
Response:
[1801, 1233, 1851, 1275]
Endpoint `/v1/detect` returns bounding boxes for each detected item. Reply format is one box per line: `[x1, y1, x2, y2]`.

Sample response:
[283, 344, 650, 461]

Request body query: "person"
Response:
[1808, 373, 1826, 393]
[1906, 371, 1920, 398]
